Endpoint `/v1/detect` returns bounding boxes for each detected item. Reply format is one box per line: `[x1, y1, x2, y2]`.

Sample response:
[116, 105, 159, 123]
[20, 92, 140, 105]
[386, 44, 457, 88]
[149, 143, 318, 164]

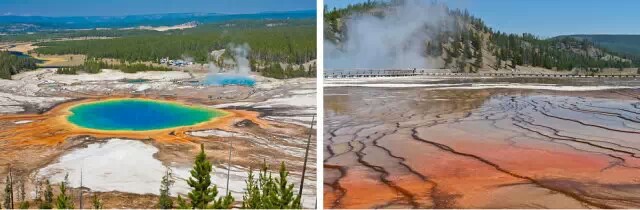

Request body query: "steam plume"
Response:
[208, 43, 252, 74]
[325, 0, 455, 69]
[204, 43, 256, 86]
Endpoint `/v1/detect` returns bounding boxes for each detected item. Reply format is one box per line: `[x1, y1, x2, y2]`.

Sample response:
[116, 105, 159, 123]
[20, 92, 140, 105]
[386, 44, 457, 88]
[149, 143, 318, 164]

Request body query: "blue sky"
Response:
[0, 0, 316, 17]
[325, 0, 640, 37]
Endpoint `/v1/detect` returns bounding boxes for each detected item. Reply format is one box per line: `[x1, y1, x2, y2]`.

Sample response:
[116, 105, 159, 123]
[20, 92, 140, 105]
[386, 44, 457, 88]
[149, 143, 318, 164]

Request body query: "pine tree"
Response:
[187, 144, 216, 208]
[33, 179, 42, 208]
[180, 144, 234, 209]
[474, 46, 483, 72]
[39, 180, 53, 209]
[241, 170, 261, 208]
[55, 174, 74, 209]
[158, 169, 175, 209]
[92, 194, 103, 209]
[450, 40, 461, 58]
[177, 195, 189, 209]
[464, 41, 473, 59]
[273, 162, 302, 209]
[18, 180, 28, 209]
[3, 176, 11, 209]
[241, 161, 302, 209]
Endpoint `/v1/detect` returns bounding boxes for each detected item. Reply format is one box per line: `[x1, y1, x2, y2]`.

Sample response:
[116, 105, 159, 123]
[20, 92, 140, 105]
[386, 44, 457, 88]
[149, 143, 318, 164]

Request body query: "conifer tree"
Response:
[39, 180, 53, 209]
[450, 40, 462, 58]
[55, 174, 74, 209]
[273, 162, 302, 209]
[180, 144, 234, 209]
[18, 180, 28, 209]
[177, 195, 189, 209]
[92, 194, 103, 209]
[3, 176, 11, 209]
[474, 46, 483, 72]
[33, 179, 42, 208]
[158, 169, 175, 209]
[241, 170, 261, 208]
[241, 161, 302, 209]
[464, 41, 473, 59]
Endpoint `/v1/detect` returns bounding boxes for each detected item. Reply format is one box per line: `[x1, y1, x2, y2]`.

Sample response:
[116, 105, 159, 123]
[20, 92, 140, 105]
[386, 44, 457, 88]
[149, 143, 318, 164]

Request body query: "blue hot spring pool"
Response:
[202, 74, 256, 87]
[67, 99, 225, 131]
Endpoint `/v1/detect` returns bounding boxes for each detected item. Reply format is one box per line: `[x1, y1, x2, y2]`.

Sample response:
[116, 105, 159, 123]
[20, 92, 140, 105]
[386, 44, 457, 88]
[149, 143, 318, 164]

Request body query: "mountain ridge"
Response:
[0, 10, 316, 33]
[555, 34, 640, 57]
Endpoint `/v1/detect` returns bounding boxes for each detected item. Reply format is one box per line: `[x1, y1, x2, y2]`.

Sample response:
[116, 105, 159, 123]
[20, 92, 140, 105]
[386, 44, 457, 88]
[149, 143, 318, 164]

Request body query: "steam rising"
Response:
[181, 55, 194, 63]
[208, 43, 252, 74]
[204, 43, 256, 87]
[325, 0, 454, 69]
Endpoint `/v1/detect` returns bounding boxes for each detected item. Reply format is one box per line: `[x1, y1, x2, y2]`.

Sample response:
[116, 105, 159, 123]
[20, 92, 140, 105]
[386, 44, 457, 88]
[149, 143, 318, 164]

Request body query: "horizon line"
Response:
[0, 9, 317, 18]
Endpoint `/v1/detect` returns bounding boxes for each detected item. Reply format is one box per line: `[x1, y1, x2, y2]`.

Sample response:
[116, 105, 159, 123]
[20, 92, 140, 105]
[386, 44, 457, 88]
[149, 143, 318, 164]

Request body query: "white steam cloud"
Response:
[325, 0, 455, 69]
[181, 55, 195, 63]
[203, 43, 256, 87]
[208, 43, 252, 75]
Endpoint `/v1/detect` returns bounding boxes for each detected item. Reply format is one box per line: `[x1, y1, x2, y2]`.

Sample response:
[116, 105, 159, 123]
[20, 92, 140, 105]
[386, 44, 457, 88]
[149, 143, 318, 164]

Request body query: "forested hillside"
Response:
[561, 35, 640, 57]
[0, 51, 38, 79]
[490, 33, 637, 71]
[0, 29, 161, 42]
[33, 20, 316, 66]
[325, 1, 639, 73]
[0, 19, 314, 42]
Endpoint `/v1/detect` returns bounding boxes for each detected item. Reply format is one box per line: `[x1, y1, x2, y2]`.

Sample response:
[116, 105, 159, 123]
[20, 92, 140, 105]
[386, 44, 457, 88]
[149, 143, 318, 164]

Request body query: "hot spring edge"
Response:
[66, 99, 226, 131]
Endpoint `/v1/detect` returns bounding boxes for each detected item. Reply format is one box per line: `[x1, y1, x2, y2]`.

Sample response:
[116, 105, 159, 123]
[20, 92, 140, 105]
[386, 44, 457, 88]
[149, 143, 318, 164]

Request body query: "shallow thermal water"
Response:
[67, 99, 224, 131]
[324, 85, 640, 209]
[202, 73, 256, 87]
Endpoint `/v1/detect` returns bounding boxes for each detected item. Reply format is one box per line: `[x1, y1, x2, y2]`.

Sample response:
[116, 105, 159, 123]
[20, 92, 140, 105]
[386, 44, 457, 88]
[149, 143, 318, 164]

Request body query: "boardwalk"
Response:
[324, 69, 640, 79]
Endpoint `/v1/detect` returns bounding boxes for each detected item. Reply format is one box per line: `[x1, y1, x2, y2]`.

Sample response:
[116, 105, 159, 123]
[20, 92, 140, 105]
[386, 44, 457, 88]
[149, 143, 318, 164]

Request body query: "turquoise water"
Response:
[203, 74, 256, 87]
[67, 99, 224, 131]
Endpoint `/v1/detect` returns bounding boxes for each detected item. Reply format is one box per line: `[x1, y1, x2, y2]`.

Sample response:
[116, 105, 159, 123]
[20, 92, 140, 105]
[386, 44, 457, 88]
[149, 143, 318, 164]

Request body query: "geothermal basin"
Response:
[324, 77, 640, 209]
[67, 99, 226, 131]
[0, 67, 317, 208]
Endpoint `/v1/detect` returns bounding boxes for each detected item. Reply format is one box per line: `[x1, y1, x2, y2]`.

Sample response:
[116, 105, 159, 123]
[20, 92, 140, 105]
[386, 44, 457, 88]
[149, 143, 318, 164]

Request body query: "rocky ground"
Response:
[324, 77, 640, 208]
[0, 68, 317, 208]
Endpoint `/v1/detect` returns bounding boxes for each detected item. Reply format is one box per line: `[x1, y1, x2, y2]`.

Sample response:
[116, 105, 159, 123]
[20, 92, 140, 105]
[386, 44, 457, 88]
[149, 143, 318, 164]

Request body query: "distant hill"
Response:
[559, 35, 640, 56]
[0, 10, 316, 33]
